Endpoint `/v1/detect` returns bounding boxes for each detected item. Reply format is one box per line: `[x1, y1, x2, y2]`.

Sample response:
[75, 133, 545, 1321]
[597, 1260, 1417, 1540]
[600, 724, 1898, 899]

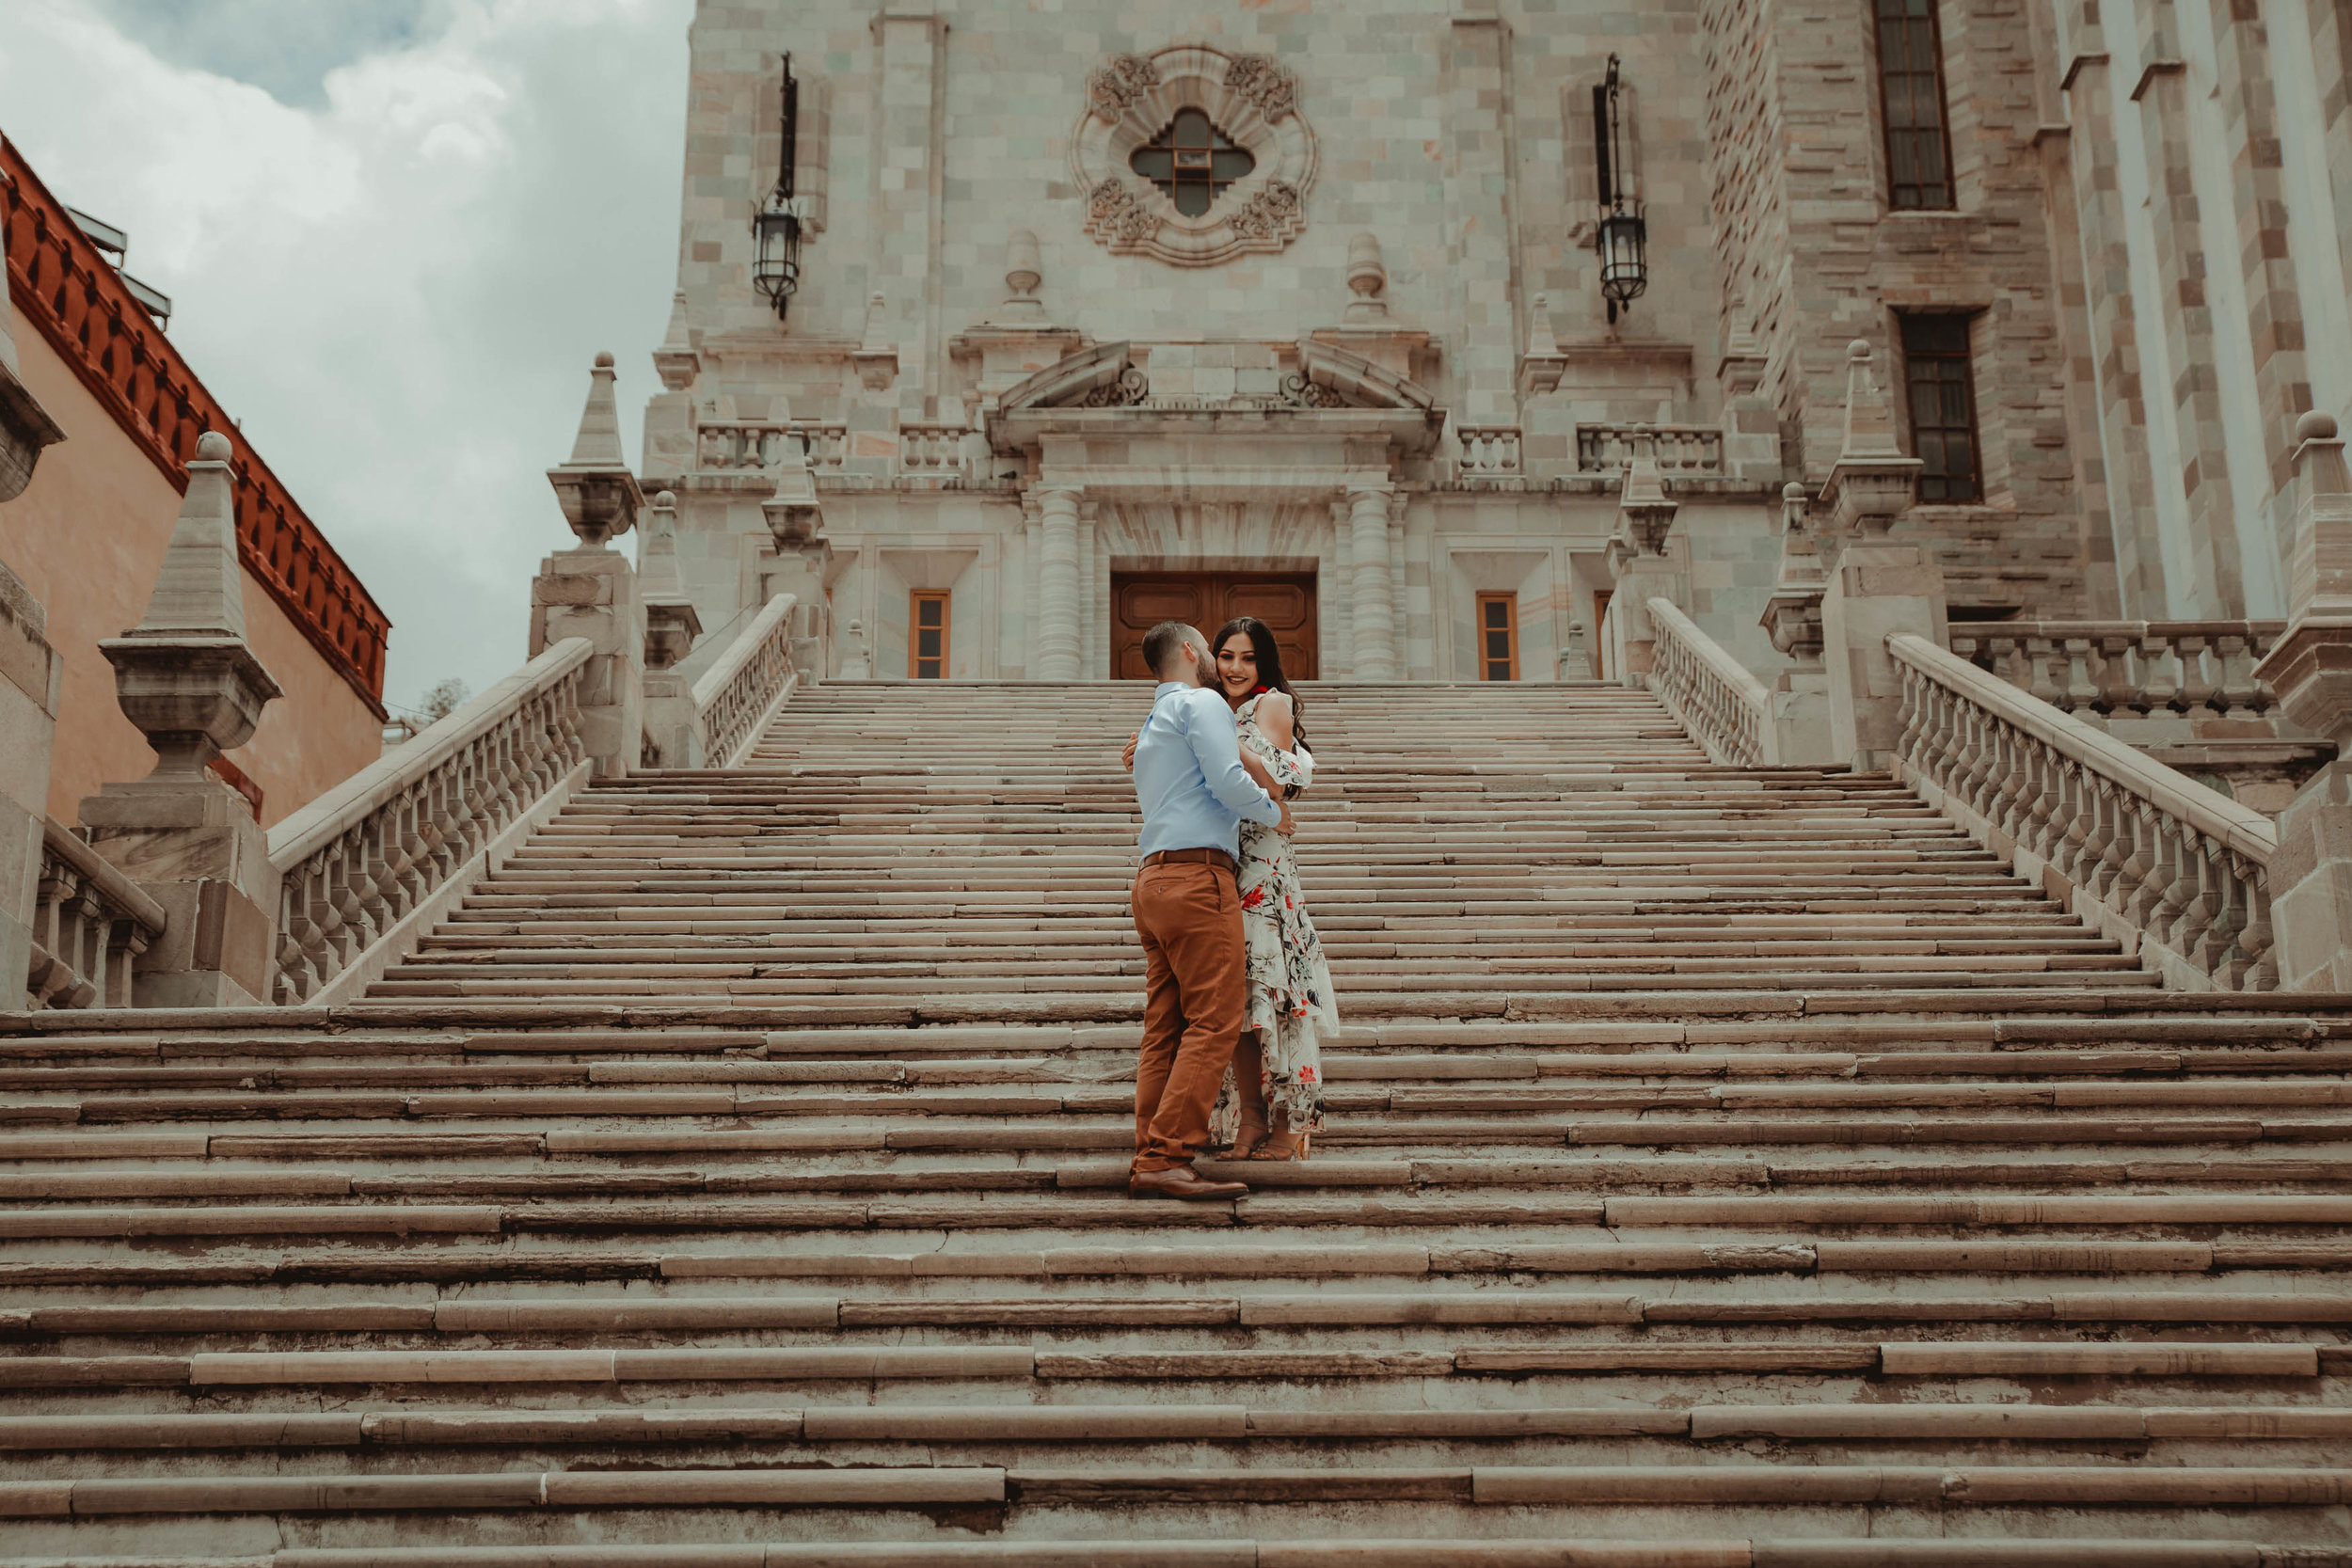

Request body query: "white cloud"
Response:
[0, 0, 691, 716]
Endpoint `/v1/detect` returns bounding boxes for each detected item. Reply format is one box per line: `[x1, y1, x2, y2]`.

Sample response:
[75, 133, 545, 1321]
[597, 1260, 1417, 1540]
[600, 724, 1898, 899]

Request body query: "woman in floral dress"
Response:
[1205, 616, 1337, 1162]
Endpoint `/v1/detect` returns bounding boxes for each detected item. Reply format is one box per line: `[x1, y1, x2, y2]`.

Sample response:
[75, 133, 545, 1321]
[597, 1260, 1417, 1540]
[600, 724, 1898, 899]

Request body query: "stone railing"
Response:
[1889, 632, 2278, 991]
[25, 818, 166, 1009]
[691, 594, 800, 768]
[1949, 619, 2287, 720]
[1578, 423, 1724, 476]
[694, 420, 848, 474]
[1647, 598, 1776, 766]
[898, 425, 967, 477]
[1456, 426, 1524, 476]
[266, 638, 594, 1006]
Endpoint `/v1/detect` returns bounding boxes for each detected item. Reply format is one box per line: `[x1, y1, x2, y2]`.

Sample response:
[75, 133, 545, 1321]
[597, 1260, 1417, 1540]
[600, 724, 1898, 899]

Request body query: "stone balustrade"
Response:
[694, 421, 847, 474]
[898, 425, 967, 477]
[1890, 632, 2278, 991]
[1455, 426, 1523, 476]
[691, 594, 800, 769]
[266, 638, 594, 1006]
[25, 817, 165, 1009]
[1578, 423, 1724, 476]
[1646, 598, 1776, 766]
[1950, 619, 2286, 720]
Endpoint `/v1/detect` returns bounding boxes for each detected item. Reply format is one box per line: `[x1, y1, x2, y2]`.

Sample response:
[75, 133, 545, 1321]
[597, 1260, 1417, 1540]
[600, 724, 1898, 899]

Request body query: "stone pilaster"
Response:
[2252, 413, 2352, 990]
[79, 431, 284, 1007]
[1034, 486, 1082, 681]
[1440, 0, 1519, 427]
[2054, 3, 2168, 616]
[875, 2, 943, 426]
[1347, 483, 1398, 680]
[2129, 0, 2249, 615]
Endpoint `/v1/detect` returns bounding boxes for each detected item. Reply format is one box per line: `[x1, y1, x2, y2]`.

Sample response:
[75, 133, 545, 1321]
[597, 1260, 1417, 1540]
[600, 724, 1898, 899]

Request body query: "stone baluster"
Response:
[76, 430, 285, 1006]
[1346, 483, 1398, 680]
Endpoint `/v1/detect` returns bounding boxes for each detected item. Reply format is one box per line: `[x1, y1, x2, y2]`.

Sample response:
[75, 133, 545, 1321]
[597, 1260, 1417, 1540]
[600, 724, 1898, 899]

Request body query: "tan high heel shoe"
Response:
[1247, 1123, 1311, 1162]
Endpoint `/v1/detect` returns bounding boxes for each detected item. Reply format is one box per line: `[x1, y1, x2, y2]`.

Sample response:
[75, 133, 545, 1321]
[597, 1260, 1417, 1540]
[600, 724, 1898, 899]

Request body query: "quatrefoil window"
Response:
[1128, 108, 1254, 216]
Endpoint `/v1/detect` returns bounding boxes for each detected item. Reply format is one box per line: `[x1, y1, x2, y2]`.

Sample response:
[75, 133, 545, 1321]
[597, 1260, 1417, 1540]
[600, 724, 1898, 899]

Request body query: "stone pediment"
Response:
[994, 339, 1437, 415]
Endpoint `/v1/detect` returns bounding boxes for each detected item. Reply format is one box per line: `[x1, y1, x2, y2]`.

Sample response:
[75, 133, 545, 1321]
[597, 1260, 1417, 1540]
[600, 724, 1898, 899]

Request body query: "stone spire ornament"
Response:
[99, 431, 282, 781]
[1761, 480, 1826, 664]
[651, 290, 700, 392]
[761, 429, 826, 549]
[851, 292, 898, 391]
[546, 352, 644, 549]
[1614, 451, 1679, 556]
[1518, 292, 1568, 398]
[1818, 340, 1921, 548]
[639, 490, 701, 672]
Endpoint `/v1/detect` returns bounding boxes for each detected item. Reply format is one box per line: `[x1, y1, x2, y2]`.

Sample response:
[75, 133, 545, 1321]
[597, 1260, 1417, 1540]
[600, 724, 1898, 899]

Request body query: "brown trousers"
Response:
[1129, 859, 1246, 1173]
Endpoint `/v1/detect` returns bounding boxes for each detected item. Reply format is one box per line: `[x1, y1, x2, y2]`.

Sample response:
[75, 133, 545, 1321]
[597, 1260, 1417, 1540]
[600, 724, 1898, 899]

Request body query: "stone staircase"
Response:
[1, 679, 2348, 1566]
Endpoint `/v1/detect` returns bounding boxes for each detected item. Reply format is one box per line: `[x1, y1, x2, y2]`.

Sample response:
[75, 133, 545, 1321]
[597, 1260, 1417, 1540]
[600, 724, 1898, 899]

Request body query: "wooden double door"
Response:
[1111, 572, 1319, 680]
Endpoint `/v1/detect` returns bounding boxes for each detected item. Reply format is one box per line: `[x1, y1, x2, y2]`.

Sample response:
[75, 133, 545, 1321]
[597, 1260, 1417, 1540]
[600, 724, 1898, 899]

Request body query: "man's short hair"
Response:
[1141, 621, 1197, 677]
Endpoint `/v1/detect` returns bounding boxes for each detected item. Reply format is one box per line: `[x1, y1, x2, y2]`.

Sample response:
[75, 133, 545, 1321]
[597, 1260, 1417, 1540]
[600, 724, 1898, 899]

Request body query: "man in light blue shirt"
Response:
[1124, 621, 1285, 1201]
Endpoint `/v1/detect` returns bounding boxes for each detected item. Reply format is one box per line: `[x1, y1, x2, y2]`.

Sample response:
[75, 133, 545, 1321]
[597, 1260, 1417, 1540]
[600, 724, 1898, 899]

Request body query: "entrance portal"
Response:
[1111, 572, 1319, 680]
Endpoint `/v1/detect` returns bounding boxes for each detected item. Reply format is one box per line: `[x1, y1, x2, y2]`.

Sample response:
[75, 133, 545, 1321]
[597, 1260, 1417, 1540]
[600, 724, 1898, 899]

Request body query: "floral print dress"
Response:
[1212, 692, 1338, 1144]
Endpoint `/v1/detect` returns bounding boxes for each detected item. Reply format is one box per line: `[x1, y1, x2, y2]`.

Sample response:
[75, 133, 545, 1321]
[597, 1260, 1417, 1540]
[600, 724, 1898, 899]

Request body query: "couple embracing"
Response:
[1122, 616, 1339, 1201]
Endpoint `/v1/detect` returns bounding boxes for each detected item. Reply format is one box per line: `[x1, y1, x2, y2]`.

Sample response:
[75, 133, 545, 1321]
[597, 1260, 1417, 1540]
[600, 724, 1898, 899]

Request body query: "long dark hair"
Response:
[1211, 615, 1307, 749]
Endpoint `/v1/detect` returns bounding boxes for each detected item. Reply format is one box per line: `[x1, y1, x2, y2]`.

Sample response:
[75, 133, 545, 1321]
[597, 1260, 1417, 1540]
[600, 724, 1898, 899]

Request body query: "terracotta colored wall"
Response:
[1, 322, 381, 829]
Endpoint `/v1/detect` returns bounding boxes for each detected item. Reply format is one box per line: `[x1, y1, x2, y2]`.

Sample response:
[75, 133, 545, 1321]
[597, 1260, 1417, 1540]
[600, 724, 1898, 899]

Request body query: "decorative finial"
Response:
[652, 289, 699, 392]
[547, 352, 644, 548]
[1527, 293, 1560, 358]
[1343, 233, 1389, 323]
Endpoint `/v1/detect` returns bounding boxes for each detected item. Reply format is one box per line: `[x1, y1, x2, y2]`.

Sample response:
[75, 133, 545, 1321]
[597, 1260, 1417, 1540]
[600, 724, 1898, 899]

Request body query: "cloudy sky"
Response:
[1, 0, 692, 719]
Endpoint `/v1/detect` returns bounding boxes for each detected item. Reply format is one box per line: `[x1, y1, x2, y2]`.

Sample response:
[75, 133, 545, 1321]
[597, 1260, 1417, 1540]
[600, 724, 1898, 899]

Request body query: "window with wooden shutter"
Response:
[1477, 594, 1519, 682]
[911, 592, 950, 679]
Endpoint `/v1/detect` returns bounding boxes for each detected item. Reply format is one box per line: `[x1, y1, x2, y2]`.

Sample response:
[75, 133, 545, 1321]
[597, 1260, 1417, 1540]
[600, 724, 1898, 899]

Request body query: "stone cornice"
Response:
[0, 135, 389, 715]
[2130, 58, 2186, 103]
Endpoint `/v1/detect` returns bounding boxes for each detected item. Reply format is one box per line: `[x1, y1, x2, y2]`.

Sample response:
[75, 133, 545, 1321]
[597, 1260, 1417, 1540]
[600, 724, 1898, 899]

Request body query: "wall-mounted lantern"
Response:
[1593, 55, 1647, 324]
[752, 54, 804, 322]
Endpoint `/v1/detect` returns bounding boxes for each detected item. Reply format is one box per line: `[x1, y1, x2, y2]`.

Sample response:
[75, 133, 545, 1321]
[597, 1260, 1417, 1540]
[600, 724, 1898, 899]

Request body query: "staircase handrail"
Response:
[1949, 617, 2289, 720]
[266, 637, 594, 1005]
[1888, 631, 2278, 991]
[1646, 597, 1776, 766]
[26, 816, 167, 1009]
[691, 592, 799, 768]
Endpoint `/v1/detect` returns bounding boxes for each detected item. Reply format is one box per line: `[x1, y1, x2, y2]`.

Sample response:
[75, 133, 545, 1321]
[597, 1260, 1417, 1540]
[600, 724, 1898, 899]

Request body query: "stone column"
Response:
[757, 436, 833, 678]
[1348, 483, 1397, 680]
[638, 491, 703, 768]
[2252, 413, 2352, 989]
[1814, 342, 1933, 773]
[79, 431, 284, 1007]
[1758, 481, 1832, 765]
[1034, 486, 1082, 680]
[538, 353, 644, 780]
[1603, 454, 1683, 686]
[0, 258, 66, 997]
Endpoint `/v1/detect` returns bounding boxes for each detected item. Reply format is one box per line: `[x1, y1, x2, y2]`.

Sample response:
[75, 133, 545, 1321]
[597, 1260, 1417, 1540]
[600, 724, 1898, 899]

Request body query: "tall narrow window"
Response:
[911, 592, 950, 679]
[1129, 108, 1254, 216]
[1477, 594, 1519, 682]
[1899, 313, 1982, 504]
[1876, 0, 1956, 210]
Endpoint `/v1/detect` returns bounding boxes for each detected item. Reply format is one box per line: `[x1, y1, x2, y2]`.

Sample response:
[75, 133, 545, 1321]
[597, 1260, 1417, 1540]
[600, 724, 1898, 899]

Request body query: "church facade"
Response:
[638, 0, 2352, 685]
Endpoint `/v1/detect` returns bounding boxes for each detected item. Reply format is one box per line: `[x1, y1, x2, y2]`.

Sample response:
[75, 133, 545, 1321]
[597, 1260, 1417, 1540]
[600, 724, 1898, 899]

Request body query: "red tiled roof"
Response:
[0, 134, 390, 716]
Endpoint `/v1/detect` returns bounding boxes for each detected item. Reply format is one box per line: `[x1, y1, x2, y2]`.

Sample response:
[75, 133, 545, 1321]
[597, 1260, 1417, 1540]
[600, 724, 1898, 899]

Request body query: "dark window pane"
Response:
[1876, 4, 1955, 209]
[1130, 108, 1255, 214]
[1899, 311, 1982, 504]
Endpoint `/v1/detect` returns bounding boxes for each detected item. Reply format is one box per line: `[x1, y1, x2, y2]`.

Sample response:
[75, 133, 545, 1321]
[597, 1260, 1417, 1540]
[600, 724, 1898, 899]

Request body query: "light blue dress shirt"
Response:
[1133, 682, 1281, 859]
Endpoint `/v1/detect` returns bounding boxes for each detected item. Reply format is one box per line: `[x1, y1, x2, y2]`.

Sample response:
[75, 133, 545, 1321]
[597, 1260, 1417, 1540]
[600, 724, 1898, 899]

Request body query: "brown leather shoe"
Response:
[1128, 1164, 1248, 1201]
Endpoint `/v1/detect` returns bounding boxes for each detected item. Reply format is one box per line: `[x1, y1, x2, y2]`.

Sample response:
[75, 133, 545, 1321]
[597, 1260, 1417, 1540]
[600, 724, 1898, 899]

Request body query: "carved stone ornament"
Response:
[1072, 43, 1317, 268]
